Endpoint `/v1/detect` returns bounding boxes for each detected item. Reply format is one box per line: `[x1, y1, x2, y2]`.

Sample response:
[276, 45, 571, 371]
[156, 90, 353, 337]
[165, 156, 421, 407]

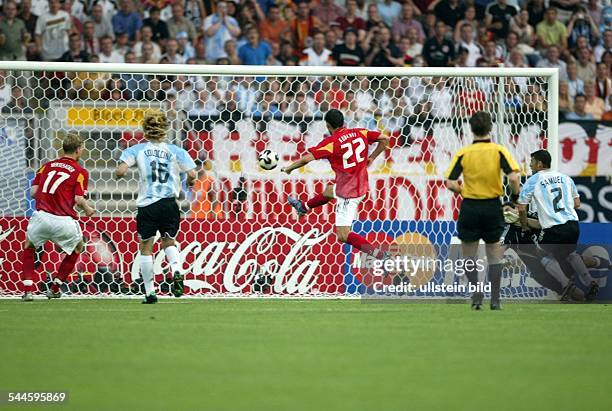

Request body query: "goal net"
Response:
[0, 62, 559, 299]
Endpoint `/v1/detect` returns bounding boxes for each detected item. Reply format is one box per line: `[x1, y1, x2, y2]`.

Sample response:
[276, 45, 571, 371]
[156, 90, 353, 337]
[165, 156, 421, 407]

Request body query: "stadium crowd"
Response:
[0, 0, 611, 121]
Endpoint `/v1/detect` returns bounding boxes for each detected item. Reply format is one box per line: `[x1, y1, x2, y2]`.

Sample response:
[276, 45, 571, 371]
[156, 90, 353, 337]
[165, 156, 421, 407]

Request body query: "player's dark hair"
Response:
[324, 109, 344, 129]
[469, 111, 492, 137]
[63, 133, 83, 154]
[531, 149, 551, 168]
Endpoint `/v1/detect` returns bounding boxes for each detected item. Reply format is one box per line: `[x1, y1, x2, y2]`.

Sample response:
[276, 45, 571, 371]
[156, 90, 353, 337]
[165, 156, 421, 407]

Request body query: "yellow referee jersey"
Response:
[444, 140, 520, 199]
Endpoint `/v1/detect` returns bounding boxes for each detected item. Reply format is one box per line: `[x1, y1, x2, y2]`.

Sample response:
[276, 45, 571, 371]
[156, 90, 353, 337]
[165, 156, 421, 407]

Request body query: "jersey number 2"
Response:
[151, 161, 169, 183]
[41, 171, 70, 195]
[550, 187, 565, 213]
[341, 139, 366, 169]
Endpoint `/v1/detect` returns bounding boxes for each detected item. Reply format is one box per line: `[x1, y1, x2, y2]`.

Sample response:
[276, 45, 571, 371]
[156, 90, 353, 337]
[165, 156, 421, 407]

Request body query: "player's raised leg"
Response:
[288, 185, 334, 216]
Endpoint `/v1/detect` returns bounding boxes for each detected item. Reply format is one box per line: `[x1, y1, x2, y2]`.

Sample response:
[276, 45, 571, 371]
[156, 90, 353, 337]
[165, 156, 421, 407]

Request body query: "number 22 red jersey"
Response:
[32, 157, 89, 219]
[308, 127, 381, 199]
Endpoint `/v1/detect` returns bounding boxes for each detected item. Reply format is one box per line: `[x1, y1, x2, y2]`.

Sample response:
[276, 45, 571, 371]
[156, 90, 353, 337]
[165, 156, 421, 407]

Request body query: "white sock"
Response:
[164, 246, 181, 275]
[139, 255, 155, 296]
[541, 256, 569, 287]
[567, 252, 595, 284]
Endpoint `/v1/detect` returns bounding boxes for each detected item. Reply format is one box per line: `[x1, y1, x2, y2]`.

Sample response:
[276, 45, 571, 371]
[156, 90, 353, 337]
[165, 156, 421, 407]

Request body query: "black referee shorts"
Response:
[540, 220, 580, 256]
[136, 197, 180, 241]
[457, 198, 504, 244]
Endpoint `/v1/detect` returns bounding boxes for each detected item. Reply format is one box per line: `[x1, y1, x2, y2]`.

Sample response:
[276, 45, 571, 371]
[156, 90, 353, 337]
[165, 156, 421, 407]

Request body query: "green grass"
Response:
[1, 300, 611, 411]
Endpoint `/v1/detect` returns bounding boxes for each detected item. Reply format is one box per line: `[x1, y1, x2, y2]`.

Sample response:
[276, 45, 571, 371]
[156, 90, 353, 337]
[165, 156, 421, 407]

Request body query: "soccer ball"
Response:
[258, 149, 279, 170]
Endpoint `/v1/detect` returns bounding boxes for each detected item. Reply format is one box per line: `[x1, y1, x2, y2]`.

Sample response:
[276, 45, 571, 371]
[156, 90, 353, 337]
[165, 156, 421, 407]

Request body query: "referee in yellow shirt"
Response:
[445, 111, 521, 310]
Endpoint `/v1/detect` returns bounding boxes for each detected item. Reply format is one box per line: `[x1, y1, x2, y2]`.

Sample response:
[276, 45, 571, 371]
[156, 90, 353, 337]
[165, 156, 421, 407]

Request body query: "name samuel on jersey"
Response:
[539, 175, 565, 187]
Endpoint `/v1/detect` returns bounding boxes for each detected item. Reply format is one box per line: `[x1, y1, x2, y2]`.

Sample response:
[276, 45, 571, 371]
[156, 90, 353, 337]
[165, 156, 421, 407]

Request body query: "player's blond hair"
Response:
[142, 110, 168, 141]
[63, 133, 83, 154]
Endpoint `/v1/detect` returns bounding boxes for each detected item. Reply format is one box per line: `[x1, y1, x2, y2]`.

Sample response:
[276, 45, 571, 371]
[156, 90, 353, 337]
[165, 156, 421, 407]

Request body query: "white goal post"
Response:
[0, 61, 559, 299]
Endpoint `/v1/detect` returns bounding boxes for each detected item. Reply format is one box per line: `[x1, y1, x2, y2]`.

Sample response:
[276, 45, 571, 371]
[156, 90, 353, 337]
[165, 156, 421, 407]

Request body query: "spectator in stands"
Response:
[112, 0, 142, 42]
[0, 1, 28, 61]
[423, 20, 455, 67]
[300, 31, 333, 66]
[259, 5, 288, 44]
[82, 22, 99, 55]
[185, 0, 206, 28]
[35, 0, 71, 61]
[224, 39, 241, 65]
[594, 30, 612, 62]
[332, 27, 365, 66]
[536, 7, 568, 50]
[602, 95, 612, 121]
[336, 0, 366, 38]
[115, 32, 131, 55]
[99, 34, 124, 63]
[567, 6, 600, 50]
[140, 42, 159, 63]
[457, 23, 482, 67]
[314, 0, 345, 29]
[19, 0, 38, 39]
[59, 32, 89, 62]
[433, 0, 465, 31]
[133, 25, 162, 61]
[62, 0, 82, 34]
[453, 5, 477, 42]
[238, 26, 271, 65]
[292, 1, 322, 52]
[400, 28, 423, 65]
[576, 46, 597, 84]
[25, 40, 41, 61]
[558, 80, 572, 118]
[95, 0, 117, 21]
[510, 9, 534, 46]
[325, 27, 341, 51]
[167, 1, 197, 42]
[177, 31, 195, 60]
[143, 7, 169, 45]
[162, 38, 186, 64]
[536, 46, 568, 81]
[594, 62, 611, 100]
[377, 0, 401, 27]
[485, 0, 518, 41]
[566, 61, 585, 100]
[90, 4, 115, 40]
[121, 51, 148, 99]
[279, 42, 297, 65]
[1, 86, 32, 114]
[203, 0, 241, 63]
[366, 3, 384, 31]
[365, 25, 403, 67]
[194, 38, 207, 64]
[392, 3, 424, 44]
[584, 80, 605, 119]
[565, 93, 594, 120]
[482, 40, 503, 66]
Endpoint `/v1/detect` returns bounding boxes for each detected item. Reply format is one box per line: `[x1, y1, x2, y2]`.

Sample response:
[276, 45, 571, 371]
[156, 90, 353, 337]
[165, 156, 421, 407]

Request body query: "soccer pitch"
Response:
[1, 300, 611, 411]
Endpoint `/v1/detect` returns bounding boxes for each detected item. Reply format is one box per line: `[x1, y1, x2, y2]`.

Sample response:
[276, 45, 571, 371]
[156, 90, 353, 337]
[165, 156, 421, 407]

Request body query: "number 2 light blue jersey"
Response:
[518, 170, 579, 229]
[119, 142, 197, 207]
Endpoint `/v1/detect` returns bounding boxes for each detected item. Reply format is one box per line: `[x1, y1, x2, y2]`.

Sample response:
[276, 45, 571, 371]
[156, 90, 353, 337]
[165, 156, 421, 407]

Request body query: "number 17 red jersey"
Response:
[308, 127, 381, 199]
[32, 157, 89, 219]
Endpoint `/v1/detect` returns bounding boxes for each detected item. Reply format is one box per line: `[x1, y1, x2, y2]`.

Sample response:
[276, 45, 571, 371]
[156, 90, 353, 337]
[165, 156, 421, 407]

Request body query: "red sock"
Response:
[306, 194, 331, 210]
[21, 247, 36, 293]
[346, 232, 377, 256]
[57, 252, 79, 283]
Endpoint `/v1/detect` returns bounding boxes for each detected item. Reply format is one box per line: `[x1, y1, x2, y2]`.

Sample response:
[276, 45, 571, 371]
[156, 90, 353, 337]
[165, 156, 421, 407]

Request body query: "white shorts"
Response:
[26, 210, 83, 254]
[333, 186, 364, 227]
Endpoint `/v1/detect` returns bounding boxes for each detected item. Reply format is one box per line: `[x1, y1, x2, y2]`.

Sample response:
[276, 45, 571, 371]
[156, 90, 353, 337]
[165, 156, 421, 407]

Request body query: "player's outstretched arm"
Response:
[281, 153, 315, 175]
[115, 162, 130, 179]
[517, 203, 529, 230]
[75, 195, 95, 217]
[367, 134, 390, 167]
[507, 171, 521, 202]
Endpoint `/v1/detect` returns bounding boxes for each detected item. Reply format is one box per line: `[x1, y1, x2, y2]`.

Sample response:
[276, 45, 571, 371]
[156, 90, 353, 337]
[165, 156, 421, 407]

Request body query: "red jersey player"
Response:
[281, 109, 389, 257]
[21, 134, 95, 301]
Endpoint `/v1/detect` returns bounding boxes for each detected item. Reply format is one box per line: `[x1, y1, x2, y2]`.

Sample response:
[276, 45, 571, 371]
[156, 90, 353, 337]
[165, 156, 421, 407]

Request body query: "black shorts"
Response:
[457, 198, 504, 243]
[136, 197, 180, 241]
[540, 220, 580, 256]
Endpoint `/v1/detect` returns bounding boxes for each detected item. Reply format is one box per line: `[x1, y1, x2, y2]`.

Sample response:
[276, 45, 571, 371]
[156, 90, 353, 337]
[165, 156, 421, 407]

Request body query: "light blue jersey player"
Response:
[115, 110, 197, 304]
[517, 149, 598, 300]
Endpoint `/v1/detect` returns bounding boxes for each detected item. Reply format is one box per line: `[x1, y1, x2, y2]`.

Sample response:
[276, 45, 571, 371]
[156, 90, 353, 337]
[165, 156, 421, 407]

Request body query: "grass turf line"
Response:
[1, 300, 611, 411]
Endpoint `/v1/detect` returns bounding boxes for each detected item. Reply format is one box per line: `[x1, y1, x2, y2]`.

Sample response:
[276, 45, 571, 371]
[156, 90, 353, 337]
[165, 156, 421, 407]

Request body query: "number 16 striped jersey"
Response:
[32, 156, 89, 219]
[119, 142, 197, 207]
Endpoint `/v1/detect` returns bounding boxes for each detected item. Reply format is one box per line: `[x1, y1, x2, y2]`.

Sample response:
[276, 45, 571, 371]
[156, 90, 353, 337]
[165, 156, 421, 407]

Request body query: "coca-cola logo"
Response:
[130, 227, 331, 294]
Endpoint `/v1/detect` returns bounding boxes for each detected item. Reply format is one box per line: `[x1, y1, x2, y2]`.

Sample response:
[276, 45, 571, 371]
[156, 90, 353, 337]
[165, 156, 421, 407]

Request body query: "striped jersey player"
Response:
[115, 110, 197, 304]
